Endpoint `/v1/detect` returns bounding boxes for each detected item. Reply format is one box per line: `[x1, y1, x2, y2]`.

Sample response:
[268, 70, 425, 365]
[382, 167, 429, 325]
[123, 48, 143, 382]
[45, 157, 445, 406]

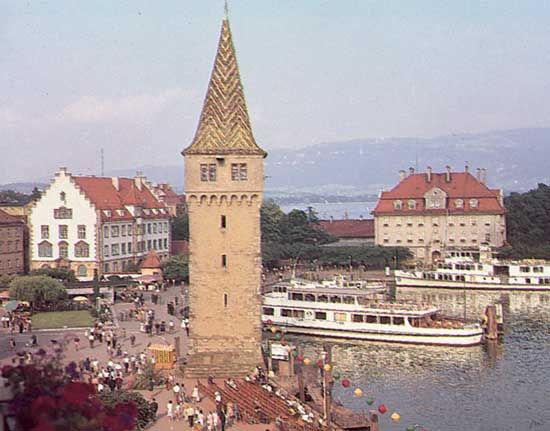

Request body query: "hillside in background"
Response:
[3, 128, 550, 197]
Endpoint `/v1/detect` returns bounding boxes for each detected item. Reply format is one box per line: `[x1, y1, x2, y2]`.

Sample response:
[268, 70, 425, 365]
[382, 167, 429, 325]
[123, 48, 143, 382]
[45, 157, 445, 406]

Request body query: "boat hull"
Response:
[264, 321, 483, 347]
[395, 275, 550, 291]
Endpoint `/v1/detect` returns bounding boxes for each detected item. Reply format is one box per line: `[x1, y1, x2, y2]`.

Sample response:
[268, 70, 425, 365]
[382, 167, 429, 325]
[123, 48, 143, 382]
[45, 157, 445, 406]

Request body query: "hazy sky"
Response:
[1, 1, 549, 183]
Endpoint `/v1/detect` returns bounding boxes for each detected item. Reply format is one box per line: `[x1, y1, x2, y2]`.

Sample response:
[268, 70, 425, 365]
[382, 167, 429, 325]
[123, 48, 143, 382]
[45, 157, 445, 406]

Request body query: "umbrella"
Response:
[72, 296, 89, 302]
[4, 300, 20, 311]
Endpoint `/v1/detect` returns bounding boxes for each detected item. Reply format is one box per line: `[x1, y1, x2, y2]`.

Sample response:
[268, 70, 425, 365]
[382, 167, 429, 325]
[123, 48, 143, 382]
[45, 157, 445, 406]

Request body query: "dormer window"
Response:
[407, 200, 416, 210]
[455, 199, 463, 209]
[60, 191, 66, 202]
[103, 210, 112, 218]
[393, 200, 402, 210]
[470, 199, 478, 208]
[117, 209, 125, 216]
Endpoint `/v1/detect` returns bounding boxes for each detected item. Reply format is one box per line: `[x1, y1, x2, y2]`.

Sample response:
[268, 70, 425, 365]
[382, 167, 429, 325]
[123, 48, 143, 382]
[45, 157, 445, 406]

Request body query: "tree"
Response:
[503, 183, 550, 258]
[171, 213, 189, 241]
[30, 267, 77, 282]
[161, 255, 189, 282]
[0, 274, 14, 290]
[9, 275, 67, 310]
[261, 199, 285, 243]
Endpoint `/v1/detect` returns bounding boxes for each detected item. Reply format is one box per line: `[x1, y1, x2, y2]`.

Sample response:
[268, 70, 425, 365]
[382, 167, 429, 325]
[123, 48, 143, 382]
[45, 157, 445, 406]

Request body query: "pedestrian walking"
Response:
[166, 400, 174, 421]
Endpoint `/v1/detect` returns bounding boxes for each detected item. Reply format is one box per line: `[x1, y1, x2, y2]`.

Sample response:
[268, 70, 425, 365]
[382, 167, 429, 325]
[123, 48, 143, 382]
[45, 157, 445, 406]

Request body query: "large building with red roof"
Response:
[372, 166, 506, 264]
[28, 167, 171, 279]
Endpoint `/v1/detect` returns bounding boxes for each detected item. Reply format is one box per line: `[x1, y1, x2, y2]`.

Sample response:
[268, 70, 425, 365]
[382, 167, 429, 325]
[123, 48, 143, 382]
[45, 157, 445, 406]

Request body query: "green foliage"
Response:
[161, 255, 189, 281]
[0, 274, 15, 290]
[171, 213, 189, 240]
[0, 189, 31, 204]
[99, 390, 157, 430]
[504, 183, 550, 258]
[132, 362, 164, 391]
[261, 199, 286, 243]
[313, 246, 411, 268]
[30, 267, 77, 282]
[9, 275, 67, 308]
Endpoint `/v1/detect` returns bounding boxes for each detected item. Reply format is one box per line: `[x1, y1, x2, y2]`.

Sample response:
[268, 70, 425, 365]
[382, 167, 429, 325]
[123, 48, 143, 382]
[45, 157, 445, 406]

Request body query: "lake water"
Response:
[279, 201, 377, 219]
[287, 289, 550, 431]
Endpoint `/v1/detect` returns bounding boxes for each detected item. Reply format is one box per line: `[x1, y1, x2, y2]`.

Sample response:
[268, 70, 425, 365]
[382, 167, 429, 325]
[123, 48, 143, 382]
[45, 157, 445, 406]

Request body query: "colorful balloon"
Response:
[296, 354, 303, 362]
[291, 350, 298, 358]
[332, 370, 341, 380]
[275, 332, 282, 340]
[378, 404, 387, 414]
[406, 426, 415, 431]
[342, 378, 350, 388]
[266, 319, 273, 326]
[270, 326, 277, 333]
[316, 359, 324, 368]
[323, 363, 332, 372]
[354, 388, 363, 397]
[303, 358, 312, 366]
[390, 412, 400, 422]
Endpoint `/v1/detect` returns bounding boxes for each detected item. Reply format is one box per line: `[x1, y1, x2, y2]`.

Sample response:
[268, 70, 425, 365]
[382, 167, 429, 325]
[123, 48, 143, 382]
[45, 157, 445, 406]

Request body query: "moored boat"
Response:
[395, 254, 550, 291]
[262, 277, 483, 346]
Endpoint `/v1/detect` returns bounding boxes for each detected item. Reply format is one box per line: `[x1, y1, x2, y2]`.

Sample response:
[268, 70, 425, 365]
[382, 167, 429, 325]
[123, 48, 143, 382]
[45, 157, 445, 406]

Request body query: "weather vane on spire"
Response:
[224, 0, 229, 18]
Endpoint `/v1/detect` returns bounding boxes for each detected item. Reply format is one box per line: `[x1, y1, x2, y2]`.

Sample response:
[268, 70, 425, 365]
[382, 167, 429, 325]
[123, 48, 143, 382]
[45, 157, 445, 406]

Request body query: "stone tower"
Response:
[182, 15, 267, 377]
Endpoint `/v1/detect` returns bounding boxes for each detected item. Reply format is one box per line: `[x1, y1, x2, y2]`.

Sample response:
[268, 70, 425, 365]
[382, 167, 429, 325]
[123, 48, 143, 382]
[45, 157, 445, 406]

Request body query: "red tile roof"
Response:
[372, 171, 505, 215]
[171, 240, 189, 256]
[72, 176, 169, 221]
[141, 250, 162, 269]
[318, 219, 374, 238]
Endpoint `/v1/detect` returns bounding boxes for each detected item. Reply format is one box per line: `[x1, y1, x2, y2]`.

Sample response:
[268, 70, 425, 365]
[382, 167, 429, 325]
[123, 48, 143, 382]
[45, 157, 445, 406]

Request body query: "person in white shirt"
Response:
[166, 400, 174, 420]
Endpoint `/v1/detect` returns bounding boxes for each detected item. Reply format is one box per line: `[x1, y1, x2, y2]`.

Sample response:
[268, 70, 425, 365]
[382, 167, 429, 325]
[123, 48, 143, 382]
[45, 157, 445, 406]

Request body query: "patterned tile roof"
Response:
[318, 219, 374, 238]
[182, 18, 266, 157]
[372, 171, 505, 215]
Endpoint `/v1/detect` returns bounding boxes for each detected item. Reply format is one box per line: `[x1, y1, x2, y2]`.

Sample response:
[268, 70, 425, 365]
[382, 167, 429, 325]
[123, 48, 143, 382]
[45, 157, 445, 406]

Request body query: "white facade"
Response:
[29, 169, 97, 279]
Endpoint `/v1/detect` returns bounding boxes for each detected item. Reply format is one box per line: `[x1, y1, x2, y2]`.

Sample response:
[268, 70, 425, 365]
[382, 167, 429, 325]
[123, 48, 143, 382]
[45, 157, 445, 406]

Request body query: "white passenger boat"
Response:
[262, 277, 483, 346]
[395, 254, 550, 291]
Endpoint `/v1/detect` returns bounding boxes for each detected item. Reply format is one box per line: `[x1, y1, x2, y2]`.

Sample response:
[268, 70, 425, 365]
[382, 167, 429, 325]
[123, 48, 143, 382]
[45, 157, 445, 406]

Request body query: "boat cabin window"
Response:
[305, 294, 316, 302]
[520, 266, 531, 273]
[334, 312, 347, 322]
[291, 293, 303, 301]
[318, 295, 328, 303]
[392, 316, 405, 325]
[275, 286, 287, 293]
[281, 309, 292, 317]
[330, 296, 342, 303]
[366, 315, 377, 323]
[379, 316, 391, 325]
[315, 312, 327, 320]
[262, 307, 274, 316]
[343, 296, 355, 304]
[293, 310, 305, 319]
[352, 314, 364, 323]
[533, 266, 544, 273]
[525, 278, 531, 284]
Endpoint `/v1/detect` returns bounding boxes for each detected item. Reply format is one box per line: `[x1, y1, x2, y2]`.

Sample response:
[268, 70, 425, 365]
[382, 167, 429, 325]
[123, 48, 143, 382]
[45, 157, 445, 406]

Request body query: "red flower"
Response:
[30, 419, 56, 431]
[61, 382, 95, 405]
[2, 365, 14, 377]
[31, 395, 57, 417]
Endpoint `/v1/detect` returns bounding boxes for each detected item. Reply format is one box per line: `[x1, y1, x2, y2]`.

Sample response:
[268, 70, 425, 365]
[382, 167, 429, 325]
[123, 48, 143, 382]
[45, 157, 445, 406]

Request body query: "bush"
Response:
[99, 390, 157, 430]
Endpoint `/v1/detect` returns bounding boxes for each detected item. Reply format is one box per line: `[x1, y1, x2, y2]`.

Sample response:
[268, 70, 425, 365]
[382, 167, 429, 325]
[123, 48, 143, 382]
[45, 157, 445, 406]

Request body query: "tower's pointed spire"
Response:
[183, 16, 266, 157]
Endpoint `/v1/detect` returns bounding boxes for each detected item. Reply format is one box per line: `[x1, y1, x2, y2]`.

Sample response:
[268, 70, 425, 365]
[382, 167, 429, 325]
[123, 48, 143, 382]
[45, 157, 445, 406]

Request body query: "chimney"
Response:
[476, 168, 482, 181]
[481, 168, 487, 184]
[409, 167, 415, 176]
[445, 165, 451, 182]
[426, 166, 432, 182]
[330, 216, 334, 223]
[399, 170, 406, 181]
[134, 171, 144, 191]
[464, 162, 469, 173]
[111, 177, 119, 191]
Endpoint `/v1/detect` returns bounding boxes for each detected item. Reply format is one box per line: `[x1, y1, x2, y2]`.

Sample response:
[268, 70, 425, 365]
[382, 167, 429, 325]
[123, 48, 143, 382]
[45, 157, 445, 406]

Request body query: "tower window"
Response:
[200, 163, 217, 181]
[221, 215, 226, 229]
[231, 163, 248, 181]
[222, 254, 227, 267]
[224, 293, 228, 308]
